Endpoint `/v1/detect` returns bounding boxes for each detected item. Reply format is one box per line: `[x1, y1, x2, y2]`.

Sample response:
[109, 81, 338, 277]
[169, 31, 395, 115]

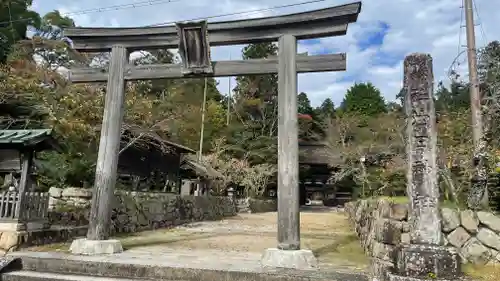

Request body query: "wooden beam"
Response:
[69, 53, 346, 83]
[65, 3, 360, 37]
[15, 150, 33, 220]
[63, 2, 361, 52]
[268, 52, 308, 59]
[67, 23, 349, 52]
[87, 45, 128, 241]
[277, 34, 300, 250]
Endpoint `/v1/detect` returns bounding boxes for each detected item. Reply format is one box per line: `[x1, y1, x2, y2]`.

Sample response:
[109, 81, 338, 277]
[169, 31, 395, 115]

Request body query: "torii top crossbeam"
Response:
[63, 2, 361, 52]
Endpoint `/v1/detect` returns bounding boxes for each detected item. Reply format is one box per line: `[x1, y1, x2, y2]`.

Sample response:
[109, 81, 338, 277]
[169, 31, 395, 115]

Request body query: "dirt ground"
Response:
[27, 209, 369, 270]
[26, 209, 498, 280]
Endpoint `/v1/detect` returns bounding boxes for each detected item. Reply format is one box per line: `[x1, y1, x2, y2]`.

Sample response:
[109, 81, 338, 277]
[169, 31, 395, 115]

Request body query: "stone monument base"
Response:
[387, 274, 458, 281]
[261, 248, 318, 270]
[388, 244, 461, 280]
[70, 238, 123, 255]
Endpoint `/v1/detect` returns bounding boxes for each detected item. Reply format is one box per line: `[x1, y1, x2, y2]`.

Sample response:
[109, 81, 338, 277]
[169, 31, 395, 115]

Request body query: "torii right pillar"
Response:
[387, 53, 461, 281]
[260, 34, 318, 269]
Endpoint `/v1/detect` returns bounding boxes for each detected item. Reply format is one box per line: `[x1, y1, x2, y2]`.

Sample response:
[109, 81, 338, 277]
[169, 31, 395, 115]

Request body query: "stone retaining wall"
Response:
[345, 199, 500, 271]
[235, 198, 277, 213]
[48, 188, 237, 233]
[48, 187, 93, 209]
[0, 187, 237, 253]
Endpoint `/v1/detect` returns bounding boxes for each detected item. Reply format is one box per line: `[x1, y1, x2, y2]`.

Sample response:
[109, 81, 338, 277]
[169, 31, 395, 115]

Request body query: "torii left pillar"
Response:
[69, 45, 128, 254]
[260, 34, 318, 269]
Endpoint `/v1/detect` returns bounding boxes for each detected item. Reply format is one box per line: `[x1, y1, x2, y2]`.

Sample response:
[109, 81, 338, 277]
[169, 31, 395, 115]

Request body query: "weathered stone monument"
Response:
[387, 53, 461, 280]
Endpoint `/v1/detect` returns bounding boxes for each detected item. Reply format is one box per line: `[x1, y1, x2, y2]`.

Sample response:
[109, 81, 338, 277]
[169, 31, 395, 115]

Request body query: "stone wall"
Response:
[48, 187, 93, 209]
[0, 187, 238, 252]
[346, 199, 500, 270]
[48, 187, 236, 233]
[235, 198, 277, 213]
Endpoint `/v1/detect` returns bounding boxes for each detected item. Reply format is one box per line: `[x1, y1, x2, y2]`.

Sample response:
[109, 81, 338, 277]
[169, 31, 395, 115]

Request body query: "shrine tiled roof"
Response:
[0, 129, 54, 148]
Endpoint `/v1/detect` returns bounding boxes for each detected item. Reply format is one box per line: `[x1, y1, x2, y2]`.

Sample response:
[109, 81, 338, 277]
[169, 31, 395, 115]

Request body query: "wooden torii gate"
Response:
[64, 2, 361, 268]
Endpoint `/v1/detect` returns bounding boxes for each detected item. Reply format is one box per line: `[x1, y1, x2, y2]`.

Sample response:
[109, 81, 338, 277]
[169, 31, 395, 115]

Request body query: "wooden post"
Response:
[277, 34, 300, 251]
[87, 45, 128, 241]
[15, 150, 33, 221]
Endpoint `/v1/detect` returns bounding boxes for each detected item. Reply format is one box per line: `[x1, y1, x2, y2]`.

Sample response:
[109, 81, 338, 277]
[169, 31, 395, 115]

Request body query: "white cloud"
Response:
[32, 0, 500, 107]
[302, 81, 353, 106]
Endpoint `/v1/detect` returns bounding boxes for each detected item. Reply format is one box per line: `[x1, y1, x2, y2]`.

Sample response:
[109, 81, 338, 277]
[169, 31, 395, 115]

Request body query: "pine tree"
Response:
[341, 82, 386, 116]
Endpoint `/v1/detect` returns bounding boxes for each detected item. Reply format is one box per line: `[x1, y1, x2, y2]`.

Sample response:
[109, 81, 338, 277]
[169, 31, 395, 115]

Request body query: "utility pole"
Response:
[464, 0, 488, 209]
[198, 77, 208, 162]
[194, 77, 208, 197]
[226, 54, 232, 126]
[465, 0, 481, 146]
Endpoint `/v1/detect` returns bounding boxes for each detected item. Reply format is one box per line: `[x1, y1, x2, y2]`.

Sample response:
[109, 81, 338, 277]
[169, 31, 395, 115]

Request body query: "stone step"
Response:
[2, 271, 153, 281]
[7, 252, 368, 281]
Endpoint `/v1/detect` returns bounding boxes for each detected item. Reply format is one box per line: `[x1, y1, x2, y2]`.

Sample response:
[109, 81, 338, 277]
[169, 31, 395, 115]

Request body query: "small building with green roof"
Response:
[0, 129, 58, 231]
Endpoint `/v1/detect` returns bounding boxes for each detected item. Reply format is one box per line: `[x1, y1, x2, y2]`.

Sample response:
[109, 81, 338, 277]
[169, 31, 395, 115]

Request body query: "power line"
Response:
[2, 0, 330, 28]
[0, 0, 181, 27]
[457, 0, 465, 59]
[123, 0, 333, 68]
[147, 0, 330, 27]
[472, 0, 488, 44]
[448, 0, 488, 81]
[64, 0, 180, 16]
[6, 0, 331, 62]
[127, 0, 332, 60]
[448, 1, 467, 80]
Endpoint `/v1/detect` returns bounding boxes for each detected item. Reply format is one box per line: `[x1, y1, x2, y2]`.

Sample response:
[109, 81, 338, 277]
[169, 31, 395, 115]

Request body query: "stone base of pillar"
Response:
[387, 276, 467, 281]
[387, 244, 461, 280]
[260, 248, 318, 270]
[69, 238, 123, 255]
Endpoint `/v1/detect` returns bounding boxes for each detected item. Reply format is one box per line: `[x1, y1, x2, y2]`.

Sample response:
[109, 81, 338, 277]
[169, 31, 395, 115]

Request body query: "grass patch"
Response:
[25, 242, 70, 252]
[375, 196, 409, 204]
[308, 233, 368, 268]
[463, 263, 500, 281]
[367, 196, 467, 210]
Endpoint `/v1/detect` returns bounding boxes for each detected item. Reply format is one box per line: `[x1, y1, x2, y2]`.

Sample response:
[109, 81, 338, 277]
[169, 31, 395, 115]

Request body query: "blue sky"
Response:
[31, 0, 499, 107]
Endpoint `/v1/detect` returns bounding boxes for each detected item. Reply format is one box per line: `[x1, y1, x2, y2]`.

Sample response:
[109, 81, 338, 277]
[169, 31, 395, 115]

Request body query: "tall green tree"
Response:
[434, 81, 470, 112]
[28, 10, 77, 69]
[132, 49, 175, 99]
[297, 92, 313, 115]
[478, 40, 500, 88]
[234, 43, 278, 104]
[227, 43, 278, 164]
[0, 0, 40, 63]
[35, 10, 74, 39]
[478, 41, 500, 154]
[7, 10, 78, 69]
[396, 88, 405, 108]
[297, 92, 314, 140]
[340, 82, 386, 116]
[386, 101, 402, 113]
[315, 98, 335, 120]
